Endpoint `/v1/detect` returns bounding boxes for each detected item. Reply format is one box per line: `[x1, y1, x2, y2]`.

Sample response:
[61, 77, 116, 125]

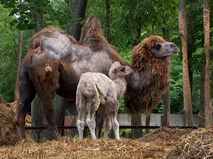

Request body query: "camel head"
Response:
[109, 62, 133, 80]
[141, 35, 179, 58]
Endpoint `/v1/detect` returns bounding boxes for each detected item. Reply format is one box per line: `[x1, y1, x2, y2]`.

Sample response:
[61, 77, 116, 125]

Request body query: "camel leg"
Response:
[32, 66, 61, 140]
[109, 100, 120, 140]
[103, 115, 111, 139]
[87, 98, 100, 140]
[110, 112, 120, 140]
[76, 92, 87, 140]
[95, 112, 103, 138]
[14, 70, 36, 141]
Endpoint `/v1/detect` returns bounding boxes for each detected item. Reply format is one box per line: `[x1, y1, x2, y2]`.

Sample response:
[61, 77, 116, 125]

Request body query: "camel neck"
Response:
[114, 77, 127, 99]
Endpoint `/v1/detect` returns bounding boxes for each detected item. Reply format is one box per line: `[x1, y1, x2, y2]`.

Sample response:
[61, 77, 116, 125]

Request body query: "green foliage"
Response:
[0, 4, 31, 101]
[0, 5, 17, 101]
[0, 0, 17, 8]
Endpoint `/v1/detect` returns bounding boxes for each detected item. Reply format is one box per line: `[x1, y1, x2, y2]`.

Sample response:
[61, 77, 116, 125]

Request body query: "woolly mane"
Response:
[126, 36, 170, 113]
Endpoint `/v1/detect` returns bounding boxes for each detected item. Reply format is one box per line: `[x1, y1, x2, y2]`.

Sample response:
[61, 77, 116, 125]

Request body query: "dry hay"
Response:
[0, 98, 212, 158]
[0, 99, 20, 145]
[0, 127, 193, 159]
[0, 137, 172, 159]
[166, 126, 213, 159]
[0, 99, 31, 146]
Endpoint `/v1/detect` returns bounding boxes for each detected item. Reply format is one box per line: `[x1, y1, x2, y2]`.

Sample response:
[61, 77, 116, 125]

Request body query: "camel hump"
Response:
[28, 26, 77, 56]
[79, 14, 127, 65]
[79, 14, 105, 51]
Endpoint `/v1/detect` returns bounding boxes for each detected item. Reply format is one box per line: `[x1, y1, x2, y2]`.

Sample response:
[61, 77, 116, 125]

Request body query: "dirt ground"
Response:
[0, 98, 213, 158]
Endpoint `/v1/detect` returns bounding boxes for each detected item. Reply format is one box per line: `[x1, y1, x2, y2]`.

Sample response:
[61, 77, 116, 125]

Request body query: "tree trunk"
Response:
[178, 0, 193, 126]
[162, 87, 170, 126]
[131, 25, 142, 136]
[14, 30, 22, 101]
[130, 111, 142, 138]
[134, 27, 141, 44]
[203, 0, 212, 126]
[31, 95, 68, 141]
[37, 12, 43, 30]
[127, 0, 142, 137]
[127, 0, 141, 46]
[105, 0, 111, 42]
[145, 113, 150, 134]
[66, 0, 88, 137]
[162, 18, 170, 126]
[30, 9, 44, 141]
[146, 29, 151, 37]
[41, 95, 67, 140]
[67, 0, 87, 41]
[199, 67, 205, 126]
[31, 95, 42, 142]
[14, 0, 23, 101]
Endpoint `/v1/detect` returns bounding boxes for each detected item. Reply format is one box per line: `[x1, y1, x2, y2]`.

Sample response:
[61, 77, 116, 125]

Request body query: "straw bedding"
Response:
[0, 99, 212, 158]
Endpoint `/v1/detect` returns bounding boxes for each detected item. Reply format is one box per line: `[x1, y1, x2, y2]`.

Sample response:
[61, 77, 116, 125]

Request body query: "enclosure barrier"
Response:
[25, 125, 198, 130]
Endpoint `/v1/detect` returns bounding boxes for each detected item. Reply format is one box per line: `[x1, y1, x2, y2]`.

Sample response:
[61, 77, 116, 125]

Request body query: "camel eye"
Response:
[154, 43, 161, 50]
[120, 67, 125, 72]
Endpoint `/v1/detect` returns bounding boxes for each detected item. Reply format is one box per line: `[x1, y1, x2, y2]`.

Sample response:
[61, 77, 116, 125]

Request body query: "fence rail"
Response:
[25, 125, 199, 130]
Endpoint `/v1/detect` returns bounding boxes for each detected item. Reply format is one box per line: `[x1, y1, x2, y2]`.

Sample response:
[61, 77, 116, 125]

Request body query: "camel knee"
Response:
[77, 120, 85, 131]
[86, 118, 96, 129]
[112, 119, 119, 128]
[14, 114, 21, 126]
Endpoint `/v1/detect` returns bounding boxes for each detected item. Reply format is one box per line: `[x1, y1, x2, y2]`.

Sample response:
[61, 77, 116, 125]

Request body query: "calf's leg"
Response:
[107, 100, 120, 140]
[76, 91, 87, 140]
[87, 98, 100, 140]
[95, 112, 103, 138]
[110, 112, 120, 140]
[103, 114, 111, 139]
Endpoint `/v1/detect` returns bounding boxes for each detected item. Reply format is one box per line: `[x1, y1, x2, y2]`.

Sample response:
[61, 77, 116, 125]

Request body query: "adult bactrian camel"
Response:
[15, 14, 179, 141]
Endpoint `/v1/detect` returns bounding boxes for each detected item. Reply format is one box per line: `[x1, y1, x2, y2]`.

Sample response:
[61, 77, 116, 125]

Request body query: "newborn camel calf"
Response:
[76, 62, 133, 140]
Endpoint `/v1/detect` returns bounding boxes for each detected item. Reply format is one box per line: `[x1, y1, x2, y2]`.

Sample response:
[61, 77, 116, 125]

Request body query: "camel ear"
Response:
[140, 44, 148, 50]
[153, 43, 161, 50]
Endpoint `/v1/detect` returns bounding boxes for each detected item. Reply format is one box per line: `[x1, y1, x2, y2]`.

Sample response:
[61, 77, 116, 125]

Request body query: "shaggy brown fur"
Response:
[125, 35, 177, 113]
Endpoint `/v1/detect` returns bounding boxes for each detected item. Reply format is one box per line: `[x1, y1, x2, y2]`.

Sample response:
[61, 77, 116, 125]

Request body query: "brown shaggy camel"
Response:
[76, 62, 133, 140]
[15, 14, 178, 141]
[125, 36, 179, 113]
